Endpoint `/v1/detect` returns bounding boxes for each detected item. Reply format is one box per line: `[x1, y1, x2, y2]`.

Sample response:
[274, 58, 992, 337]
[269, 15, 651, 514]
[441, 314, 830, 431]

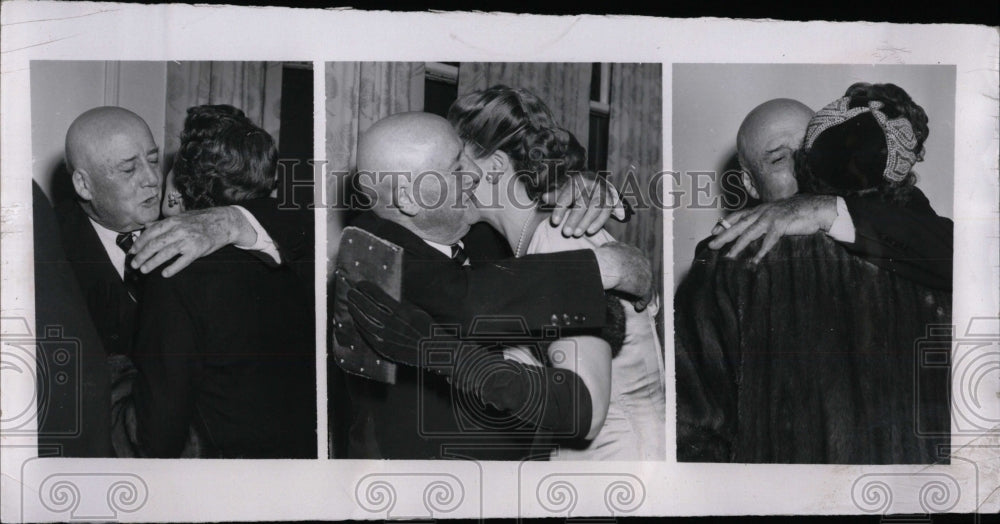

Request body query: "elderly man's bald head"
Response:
[355, 112, 479, 245]
[65, 106, 162, 232]
[66, 106, 153, 173]
[357, 112, 461, 174]
[736, 98, 814, 202]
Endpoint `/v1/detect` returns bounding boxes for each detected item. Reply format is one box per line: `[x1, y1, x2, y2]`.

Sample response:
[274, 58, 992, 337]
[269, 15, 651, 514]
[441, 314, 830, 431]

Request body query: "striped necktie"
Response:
[115, 232, 140, 302]
[450, 243, 470, 267]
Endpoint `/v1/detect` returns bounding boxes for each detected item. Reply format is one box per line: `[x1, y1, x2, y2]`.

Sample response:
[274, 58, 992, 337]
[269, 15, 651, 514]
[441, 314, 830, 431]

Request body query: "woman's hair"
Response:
[447, 85, 586, 202]
[795, 82, 928, 204]
[172, 104, 278, 210]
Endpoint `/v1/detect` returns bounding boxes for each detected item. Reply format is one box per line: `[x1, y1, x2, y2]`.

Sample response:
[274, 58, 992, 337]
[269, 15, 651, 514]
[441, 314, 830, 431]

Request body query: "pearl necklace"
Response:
[514, 213, 535, 258]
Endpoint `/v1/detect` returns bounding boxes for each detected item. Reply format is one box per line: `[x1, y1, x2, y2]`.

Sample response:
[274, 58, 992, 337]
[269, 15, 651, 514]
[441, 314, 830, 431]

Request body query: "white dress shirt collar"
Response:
[423, 239, 462, 258]
[88, 218, 136, 280]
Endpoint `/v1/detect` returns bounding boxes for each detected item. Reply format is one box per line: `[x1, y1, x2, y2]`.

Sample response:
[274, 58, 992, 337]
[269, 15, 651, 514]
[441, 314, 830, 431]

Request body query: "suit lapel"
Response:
[56, 201, 137, 356]
[57, 202, 124, 281]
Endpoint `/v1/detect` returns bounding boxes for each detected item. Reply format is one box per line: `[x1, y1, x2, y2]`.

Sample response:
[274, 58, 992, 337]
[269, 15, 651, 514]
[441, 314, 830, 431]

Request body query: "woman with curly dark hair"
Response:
[448, 86, 666, 460]
[125, 105, 316, 458]
[160, 105, 278, 216]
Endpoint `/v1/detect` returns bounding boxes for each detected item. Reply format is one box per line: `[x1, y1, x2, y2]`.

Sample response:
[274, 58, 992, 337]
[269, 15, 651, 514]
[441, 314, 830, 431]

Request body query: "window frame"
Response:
[590, 63, 611, 115]
[425, 62, 458, 85]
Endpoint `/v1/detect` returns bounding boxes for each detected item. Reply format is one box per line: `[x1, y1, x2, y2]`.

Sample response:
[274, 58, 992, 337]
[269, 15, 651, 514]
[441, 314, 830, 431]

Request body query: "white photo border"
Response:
[1, 2, 998, 521]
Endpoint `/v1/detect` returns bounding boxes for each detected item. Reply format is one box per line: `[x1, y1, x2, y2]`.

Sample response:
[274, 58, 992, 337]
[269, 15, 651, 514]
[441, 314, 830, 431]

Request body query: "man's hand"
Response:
[593, 241, 654, 311]
[708, 194, 838, 264]
[130, 206, 255, 277]
[542, 174, 625, 237]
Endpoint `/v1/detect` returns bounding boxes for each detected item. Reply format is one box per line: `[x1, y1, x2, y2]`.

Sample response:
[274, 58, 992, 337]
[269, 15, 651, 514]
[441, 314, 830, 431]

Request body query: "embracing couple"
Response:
[675, 83, 954, 464]
[43, 104, 315, 458]
[334, 86, 666, 461]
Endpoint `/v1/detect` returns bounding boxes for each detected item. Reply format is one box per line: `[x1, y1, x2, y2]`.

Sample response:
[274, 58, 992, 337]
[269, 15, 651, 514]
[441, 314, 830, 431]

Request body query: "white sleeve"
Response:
[826, 196, 856, 244]
[232, 205, 281, 264]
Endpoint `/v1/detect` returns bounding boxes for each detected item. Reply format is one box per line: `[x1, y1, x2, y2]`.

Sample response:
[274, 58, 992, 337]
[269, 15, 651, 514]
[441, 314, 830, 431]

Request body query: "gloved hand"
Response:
[346, 280, 592, 438]
[345, 280, 439, 367]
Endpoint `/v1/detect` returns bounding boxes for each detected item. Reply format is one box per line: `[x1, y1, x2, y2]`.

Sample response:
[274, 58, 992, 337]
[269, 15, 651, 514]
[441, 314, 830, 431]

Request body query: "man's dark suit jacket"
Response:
[34, 183, 113, 457]
[843, 188, 953, 291]
[130, 246, 316, 458]
[55, 198, 311, 359]
[56, 201, 139, 358]
[53, 197, 310, 457]
[675, 233, 951, 464]
[339, 213, 607, 460]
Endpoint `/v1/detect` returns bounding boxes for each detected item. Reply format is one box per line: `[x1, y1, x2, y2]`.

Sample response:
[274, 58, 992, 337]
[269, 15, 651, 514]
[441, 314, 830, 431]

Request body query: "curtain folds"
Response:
[324, 62, 425, 175]
[324, 62, 425, 261]
[164, 61, 283, 156]
[457, 62, 591, 147]
[604, 63, 664, 314]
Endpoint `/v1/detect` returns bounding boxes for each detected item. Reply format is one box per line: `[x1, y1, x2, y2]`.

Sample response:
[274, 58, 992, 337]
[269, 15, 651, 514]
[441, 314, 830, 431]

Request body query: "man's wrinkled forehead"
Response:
[742, 116, 807, 164]
[761, 126, 802, 155]
[87, 127, 157, 167]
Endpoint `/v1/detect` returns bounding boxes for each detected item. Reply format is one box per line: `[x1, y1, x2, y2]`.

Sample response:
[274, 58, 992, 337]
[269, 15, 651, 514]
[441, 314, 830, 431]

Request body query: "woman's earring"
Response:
[485, 173, 501, 184]
[167, 192, 181, 207]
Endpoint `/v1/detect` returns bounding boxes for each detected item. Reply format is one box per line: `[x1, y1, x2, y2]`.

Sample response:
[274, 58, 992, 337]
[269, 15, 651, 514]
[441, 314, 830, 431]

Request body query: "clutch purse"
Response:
[330, 226, 403, 384]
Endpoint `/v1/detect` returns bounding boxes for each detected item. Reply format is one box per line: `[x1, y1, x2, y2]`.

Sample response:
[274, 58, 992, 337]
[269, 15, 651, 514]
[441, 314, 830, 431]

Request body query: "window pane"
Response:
[424, 78, 458, 118]
[588, 111, 610, 172]
[277, 64, 314, 207]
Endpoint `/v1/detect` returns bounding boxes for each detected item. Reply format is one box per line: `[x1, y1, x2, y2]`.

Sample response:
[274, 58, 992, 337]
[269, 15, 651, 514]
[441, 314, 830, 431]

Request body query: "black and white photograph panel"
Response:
[672, 64, 955, 464]
[326, 62, 665, 461]
[30, 60, 317, 459]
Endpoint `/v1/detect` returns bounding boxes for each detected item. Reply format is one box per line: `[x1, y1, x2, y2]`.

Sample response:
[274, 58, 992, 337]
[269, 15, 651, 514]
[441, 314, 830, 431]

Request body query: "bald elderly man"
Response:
[707, 98, 953, 290]
[675, 88, 953, 463]
[57, 106, 306, 358]
[334, 112, 650, 460]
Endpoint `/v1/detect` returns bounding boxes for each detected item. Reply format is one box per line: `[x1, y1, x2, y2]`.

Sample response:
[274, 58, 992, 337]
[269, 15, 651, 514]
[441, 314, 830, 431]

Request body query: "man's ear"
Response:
[741, 171, 761, 201]
[71, 169, 94, 201]
[395, 178, 420, 217]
